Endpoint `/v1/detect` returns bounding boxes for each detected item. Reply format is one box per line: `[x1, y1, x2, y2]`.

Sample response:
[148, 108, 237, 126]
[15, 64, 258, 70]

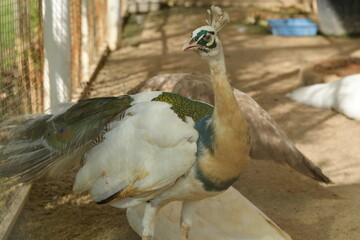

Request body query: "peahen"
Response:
[286, 73, 360, 121]
[0, 6, 329, 240]
[131, 73, 332, 179]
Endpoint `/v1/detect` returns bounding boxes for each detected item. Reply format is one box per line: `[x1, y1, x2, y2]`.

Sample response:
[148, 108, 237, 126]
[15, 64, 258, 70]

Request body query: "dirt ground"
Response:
[8, 7, 360, 240]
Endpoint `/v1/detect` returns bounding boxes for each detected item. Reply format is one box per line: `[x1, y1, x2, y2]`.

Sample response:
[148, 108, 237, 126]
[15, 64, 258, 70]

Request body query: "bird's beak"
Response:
[182, 38, 198, 52]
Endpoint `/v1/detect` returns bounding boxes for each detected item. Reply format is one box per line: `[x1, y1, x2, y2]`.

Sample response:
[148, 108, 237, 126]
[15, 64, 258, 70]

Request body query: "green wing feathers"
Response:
[44, 96, 133, 152]
[0, 96, 133, 183]
[0, 115, 56, 182]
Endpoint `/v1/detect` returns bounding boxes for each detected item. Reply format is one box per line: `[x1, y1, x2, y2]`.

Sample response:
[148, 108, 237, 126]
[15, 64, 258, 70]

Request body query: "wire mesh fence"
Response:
[0, 0, 43, 121]
[0, 0, 43, 223]
[0, 0, 111, 226]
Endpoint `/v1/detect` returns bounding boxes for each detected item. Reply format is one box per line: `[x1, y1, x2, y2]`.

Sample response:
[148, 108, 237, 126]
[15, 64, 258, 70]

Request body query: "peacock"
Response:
[130, 73, 332, 180]
[286, 73, 360, 121]
[0, 6, 329, 240]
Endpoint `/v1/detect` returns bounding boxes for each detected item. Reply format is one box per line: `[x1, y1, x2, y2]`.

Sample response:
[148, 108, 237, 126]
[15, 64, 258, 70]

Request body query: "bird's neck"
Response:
[200, 45, 251, 184]
[208, 57, 236, 119]
[204, 42, 240, 120]
[206, 46, 247, 138]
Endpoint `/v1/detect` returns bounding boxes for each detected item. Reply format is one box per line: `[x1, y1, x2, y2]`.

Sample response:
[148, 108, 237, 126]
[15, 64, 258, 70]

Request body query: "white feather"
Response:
[131, 91, 162, 104]
[73, 100, 198, 207]
[286, 74, 360, 120]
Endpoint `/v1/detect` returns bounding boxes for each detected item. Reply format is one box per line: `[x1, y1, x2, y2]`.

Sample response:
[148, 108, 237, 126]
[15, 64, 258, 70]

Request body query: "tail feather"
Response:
[0, 145, 58, 184]
[0, 114, 62, 184]
[0, 145, 81, 184]
[234, 90, 331, 184]
[2, 149, 50, 173]
[0, 96, 132, 186]
[303, 155, 331, 183]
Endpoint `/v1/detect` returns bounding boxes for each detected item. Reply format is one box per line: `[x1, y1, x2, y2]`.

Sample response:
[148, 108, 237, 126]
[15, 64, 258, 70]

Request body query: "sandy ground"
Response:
[8, 7, 360, 240]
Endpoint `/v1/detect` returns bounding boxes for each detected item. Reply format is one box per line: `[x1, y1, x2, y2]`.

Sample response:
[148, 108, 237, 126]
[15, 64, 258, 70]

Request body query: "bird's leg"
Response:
[142, 202, 160, 240]
[180, 201, 197, 240]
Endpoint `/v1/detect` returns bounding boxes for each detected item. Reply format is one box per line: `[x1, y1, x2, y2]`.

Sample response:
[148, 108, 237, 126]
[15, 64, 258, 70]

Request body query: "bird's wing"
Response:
[233, 90, 330, 183]
[0, 96, 133, 183]
[73, 92, 211, 206]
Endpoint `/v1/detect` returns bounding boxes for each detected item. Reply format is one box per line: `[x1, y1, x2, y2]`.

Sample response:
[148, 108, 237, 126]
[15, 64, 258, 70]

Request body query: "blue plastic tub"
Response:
[267, 18, 318, 36]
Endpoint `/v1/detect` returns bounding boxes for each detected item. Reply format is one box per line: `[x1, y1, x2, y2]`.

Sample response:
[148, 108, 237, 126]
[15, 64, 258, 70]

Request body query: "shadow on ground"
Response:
[9, 6, 360, 240]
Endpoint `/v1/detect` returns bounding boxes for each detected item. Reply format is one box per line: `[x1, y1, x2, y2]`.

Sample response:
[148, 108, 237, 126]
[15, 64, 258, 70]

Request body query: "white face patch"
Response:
[190, 26, 219, 58]
[192, 26, 216, 39]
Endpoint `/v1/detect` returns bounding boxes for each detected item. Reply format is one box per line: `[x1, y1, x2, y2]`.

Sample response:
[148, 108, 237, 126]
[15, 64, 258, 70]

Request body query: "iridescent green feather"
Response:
[152, 92, 214, 122]
[0, 96, 134, 183]
[44, 96, 133, 153]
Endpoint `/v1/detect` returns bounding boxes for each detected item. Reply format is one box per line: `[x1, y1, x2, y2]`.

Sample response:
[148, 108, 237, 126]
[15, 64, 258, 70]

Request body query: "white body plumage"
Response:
[286, 74, 360, 121]
[73, 92, 209, 208]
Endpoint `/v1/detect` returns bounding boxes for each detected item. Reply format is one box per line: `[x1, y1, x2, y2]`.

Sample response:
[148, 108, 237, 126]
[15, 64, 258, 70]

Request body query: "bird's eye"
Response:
[203, 34, 212, 42]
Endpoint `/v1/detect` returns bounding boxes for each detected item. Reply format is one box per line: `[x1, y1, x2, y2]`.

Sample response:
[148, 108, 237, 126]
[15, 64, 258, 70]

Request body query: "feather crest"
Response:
[206, 5, 230, 33]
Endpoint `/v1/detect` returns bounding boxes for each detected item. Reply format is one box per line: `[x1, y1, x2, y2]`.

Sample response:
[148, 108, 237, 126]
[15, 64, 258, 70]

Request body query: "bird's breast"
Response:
[194, 113, 251, 192]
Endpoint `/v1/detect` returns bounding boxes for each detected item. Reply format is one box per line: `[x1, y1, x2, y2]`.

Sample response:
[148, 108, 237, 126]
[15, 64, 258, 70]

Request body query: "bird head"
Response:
[182, 6, 229, 59]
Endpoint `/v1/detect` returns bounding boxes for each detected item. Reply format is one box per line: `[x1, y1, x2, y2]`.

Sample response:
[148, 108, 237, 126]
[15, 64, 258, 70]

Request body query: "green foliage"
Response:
[0, 1, 15, 67]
